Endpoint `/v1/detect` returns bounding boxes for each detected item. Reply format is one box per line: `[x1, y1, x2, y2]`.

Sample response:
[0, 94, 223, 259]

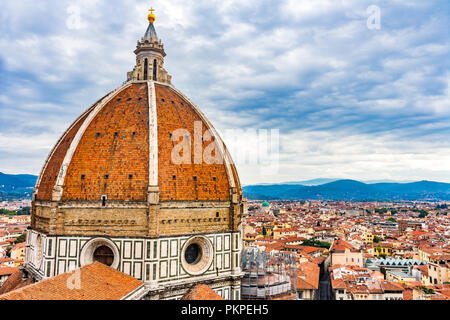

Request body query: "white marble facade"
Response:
[25, 230, 242, 299]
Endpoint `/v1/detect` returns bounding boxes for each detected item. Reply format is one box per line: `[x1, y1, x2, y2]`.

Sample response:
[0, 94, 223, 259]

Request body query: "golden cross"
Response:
[149, 7, 155, 14]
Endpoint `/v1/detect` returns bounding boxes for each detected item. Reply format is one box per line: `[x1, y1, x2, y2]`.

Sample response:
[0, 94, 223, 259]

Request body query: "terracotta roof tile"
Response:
[381, 281, 404, 292]
[181, 284, 223, 300]
[0, 268, 32, 295]
[330, 239, 358, 253]
[296, 262, 320, 290]
[0, 262, 143, 300]
[0, 266, 18, 276]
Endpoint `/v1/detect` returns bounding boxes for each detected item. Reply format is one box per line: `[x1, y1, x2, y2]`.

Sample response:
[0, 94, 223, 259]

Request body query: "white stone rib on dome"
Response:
[147, 81, 158, 186]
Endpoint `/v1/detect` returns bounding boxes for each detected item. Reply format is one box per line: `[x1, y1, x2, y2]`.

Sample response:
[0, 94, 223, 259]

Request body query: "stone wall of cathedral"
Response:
[25, 229, 242, 300]
[32, 199, 238, 237]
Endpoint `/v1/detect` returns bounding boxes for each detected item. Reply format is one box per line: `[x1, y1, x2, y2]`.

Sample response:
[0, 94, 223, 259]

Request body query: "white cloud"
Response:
[0, 0, 448, 185]
[233, 129, 450, 184]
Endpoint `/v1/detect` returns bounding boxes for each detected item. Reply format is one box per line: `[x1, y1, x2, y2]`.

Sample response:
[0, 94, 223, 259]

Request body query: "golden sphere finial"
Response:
[148, 7, 156, 23]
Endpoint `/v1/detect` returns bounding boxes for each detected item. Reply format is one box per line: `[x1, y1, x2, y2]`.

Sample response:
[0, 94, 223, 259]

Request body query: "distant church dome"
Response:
[27, 9, 247, 300]
[262, 201, 270, 207]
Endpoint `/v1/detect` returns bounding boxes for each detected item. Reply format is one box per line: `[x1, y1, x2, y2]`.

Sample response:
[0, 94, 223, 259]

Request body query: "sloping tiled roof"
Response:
[296, 277, 316, 290]
[143, 22, 158, 40]
[330, 239, 358, 253]
[0, 262, 143, 300]
[402, 286, 413, 300]
[0, 266, 18, 276]
[0, 268, 33, 295]
[331, 278, 346, 289]
[181, 284, 224, 300]
[296, 262, 320, 290]
[381, 281, 404, 292]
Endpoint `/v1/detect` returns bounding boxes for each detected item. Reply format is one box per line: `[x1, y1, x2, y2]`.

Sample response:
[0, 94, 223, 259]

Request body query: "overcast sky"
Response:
[0, 0, 449, 185]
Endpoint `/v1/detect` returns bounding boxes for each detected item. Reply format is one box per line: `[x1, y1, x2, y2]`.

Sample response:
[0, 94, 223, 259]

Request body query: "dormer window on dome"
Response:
[127, 8, 172, 84]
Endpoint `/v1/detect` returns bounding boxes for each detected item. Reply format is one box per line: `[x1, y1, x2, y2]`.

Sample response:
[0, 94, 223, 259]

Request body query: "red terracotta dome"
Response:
[34, 82, 242, 203]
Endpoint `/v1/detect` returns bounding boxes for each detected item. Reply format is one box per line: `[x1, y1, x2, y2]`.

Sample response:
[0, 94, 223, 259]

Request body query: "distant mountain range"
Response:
[250, 178, 415, 186]
[243, 179, 450, 201]
[0, 172, 37, 200]
[1, 172, 449, 201]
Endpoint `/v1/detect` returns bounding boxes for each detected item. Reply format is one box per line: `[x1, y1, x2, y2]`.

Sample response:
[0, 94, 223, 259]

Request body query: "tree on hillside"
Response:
[301, 239, 331, 249]
[380, 267, 386, 279]
[0, 208, 15, 215]
[5, 246, 12, 257]
[16, 207, 31, 215]
[14, 233, 26, 244]
[418, 211, 429, 218]
[389, 208, 398, 215]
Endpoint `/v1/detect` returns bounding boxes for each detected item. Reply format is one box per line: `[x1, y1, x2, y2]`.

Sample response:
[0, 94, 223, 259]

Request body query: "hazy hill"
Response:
[243, 179, 450, 201]
[0, 172, 38, 199]
[1, 172, 449, 201]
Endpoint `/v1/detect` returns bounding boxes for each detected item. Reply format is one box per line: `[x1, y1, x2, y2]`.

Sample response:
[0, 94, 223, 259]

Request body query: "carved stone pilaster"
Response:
[48, 201, 59, 235]
[147, 186, 160, 237]
[147, 186, 160, 205]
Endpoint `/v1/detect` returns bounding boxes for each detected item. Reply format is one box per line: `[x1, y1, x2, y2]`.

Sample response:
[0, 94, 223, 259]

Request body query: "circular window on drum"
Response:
[80, 238, 120, 269]
[185, 243, 202, 265]
[181, 236, 214, 276]
[93, 245, 115, 266]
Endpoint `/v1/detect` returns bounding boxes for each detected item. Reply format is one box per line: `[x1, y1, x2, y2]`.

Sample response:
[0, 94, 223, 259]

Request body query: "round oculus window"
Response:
[181, 236, 214, 276]
[80, 238, 120, 269]
[93, 245, 115, 266]
[185, 243, 202, 265]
